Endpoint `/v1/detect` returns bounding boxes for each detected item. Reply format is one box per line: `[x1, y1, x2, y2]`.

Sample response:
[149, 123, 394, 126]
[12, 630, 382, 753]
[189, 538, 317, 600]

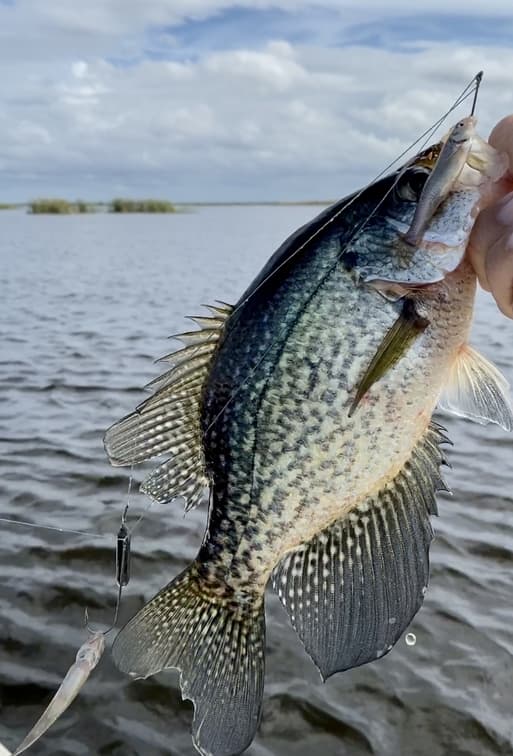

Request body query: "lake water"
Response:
[1, 206, 513, 756]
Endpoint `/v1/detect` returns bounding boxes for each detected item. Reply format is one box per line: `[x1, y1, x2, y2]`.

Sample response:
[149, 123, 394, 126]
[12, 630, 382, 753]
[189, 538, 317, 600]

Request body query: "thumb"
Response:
[489, 115, 513, 175]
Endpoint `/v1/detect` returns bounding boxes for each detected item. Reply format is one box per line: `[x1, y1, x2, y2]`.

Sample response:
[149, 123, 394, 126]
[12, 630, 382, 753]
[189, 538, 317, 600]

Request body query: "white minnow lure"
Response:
[12, 632, 105, 755]
[403, 115, 477, 246]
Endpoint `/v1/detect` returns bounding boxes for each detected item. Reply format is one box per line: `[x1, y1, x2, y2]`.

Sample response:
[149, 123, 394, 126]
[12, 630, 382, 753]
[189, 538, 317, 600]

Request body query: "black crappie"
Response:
[104, 124, 511, 756]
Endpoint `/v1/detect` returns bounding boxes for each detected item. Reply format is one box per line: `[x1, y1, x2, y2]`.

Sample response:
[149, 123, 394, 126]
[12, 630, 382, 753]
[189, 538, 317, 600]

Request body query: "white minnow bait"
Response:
[403, 115, 476, 246]
[12, 631, 105, 755]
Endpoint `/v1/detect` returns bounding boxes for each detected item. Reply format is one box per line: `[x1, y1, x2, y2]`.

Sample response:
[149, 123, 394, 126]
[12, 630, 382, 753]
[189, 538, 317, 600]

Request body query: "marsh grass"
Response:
[23, 198, 327, 215]
[29, 199, 96, 214]
[109, 198, 176, 213]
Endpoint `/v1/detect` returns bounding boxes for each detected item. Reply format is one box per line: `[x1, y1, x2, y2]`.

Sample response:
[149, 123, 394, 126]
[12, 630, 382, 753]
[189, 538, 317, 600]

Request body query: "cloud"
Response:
[1, 2, 513, 200]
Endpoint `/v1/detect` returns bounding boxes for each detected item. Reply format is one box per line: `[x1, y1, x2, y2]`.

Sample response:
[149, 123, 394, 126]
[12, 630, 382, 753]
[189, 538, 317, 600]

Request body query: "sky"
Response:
[1, 1, 513, 202]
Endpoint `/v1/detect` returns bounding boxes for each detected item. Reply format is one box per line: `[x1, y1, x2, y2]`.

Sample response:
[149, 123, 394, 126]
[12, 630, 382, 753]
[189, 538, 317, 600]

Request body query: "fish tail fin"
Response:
[112, 563, 266, 756]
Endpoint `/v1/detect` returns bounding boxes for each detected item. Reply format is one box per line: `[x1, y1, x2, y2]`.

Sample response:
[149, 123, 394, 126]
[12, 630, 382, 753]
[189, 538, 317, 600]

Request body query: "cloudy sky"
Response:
[1, 1, 513, 202]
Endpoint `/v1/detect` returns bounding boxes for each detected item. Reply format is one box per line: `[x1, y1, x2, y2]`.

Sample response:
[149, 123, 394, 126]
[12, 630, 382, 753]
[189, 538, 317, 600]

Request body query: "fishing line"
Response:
[337, 78, 484, 275]
[85, 457, 156, 632]
[228, 72, 482, 321]
[328, 85, 480, 265]
[1, 73, 485, 626]
[0, 517, 109, 539]
[204, 76, 481, 434]
[124, 464, 157, 536]
[0, 491, 154, 542]
[85, 466, 135, 634]
[2, 471, 153, 633]
[470, 71, 483, 116]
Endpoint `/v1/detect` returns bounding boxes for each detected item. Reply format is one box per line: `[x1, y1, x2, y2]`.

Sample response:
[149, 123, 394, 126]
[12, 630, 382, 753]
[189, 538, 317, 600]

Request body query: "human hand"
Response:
[467, 115, 513, 318]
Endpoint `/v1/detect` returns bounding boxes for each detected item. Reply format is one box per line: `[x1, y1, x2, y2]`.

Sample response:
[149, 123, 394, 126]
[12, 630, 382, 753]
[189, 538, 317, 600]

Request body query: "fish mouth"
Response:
[387, 215, 472, 249]
[410, 142, 443, 170]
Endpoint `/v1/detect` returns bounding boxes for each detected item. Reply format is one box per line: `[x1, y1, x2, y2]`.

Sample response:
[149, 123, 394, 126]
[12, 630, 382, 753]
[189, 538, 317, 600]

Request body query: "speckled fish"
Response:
[104, 120, 512, 756]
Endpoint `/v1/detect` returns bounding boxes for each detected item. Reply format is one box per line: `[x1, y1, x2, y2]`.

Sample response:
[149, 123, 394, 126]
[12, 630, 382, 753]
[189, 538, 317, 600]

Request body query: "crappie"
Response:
[104, 123, 512, 756]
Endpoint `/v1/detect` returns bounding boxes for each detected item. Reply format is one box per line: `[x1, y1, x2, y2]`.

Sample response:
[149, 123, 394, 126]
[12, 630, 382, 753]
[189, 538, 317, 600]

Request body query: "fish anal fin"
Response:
[272, 422, 448, 679]
[439, 344, 513, 431]
[349, 298, 429, 417]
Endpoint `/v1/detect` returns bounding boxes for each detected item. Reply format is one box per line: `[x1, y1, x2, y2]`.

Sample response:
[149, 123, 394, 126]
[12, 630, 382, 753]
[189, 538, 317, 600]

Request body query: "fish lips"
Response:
[353, 189, 478, 287]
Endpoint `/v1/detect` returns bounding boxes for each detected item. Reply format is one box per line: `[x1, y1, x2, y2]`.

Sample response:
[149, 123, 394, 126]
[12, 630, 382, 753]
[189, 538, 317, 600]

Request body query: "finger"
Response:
[489, 115, 513, 173]
[484, 229, 513, 318]
[467, 114, 513, 307]
[468, 192, 513, 301]
[467, 204, 494, 291]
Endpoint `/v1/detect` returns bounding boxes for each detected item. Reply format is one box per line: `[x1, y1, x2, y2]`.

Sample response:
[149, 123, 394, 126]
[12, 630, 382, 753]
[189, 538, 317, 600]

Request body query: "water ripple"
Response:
[1, 208, 512, 755]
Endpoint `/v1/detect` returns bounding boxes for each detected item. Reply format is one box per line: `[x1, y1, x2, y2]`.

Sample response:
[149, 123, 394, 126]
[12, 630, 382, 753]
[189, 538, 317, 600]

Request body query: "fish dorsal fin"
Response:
[104, 303, 233, 511]
[272, 422, 450, 680]
[438, 344, 513, 431]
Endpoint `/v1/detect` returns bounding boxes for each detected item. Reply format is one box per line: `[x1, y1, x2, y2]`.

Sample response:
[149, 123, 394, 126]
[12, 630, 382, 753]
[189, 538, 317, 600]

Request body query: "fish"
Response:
[402, 116, 476, 247]
[12, 632, 105, 755]
[104, 119, 512, 756]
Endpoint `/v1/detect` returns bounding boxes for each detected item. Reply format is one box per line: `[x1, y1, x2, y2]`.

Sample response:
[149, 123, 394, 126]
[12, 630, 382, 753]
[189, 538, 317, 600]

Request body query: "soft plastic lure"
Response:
[12, 631, 105, 755]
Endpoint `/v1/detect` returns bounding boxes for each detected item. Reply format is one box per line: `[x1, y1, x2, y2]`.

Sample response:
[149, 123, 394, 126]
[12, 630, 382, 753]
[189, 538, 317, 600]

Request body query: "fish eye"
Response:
[395, 168, 429, 202]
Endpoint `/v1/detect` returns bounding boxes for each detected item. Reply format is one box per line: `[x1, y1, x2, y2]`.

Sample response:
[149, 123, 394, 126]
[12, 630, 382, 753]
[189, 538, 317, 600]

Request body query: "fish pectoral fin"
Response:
[112, 565, 265, 756]
[465, 152, 487, 173]
[103, 302, 233, 511]
[466, 135, 509, 181]
[349, 299, 429, 417]
[438, 344, 513, 431]
[272, 422, 450, 680]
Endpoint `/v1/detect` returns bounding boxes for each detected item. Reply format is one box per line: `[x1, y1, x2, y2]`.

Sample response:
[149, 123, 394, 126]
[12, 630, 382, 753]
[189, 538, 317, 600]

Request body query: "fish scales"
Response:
[106, 125, 512, 756]
[199, 256, 475, 595]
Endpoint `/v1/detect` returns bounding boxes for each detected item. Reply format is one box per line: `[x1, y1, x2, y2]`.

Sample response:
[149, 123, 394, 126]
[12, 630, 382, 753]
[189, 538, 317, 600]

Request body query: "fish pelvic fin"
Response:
[349, 298, 429, 417]
[438, 344, 513, 431]
[272, 421, 450, 680]
[103, 303, 233, 510]
[112, 564, 265, 756]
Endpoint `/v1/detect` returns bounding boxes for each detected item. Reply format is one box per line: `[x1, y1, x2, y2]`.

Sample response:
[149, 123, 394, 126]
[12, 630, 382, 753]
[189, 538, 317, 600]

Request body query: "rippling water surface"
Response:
[1, 206, 513, 756]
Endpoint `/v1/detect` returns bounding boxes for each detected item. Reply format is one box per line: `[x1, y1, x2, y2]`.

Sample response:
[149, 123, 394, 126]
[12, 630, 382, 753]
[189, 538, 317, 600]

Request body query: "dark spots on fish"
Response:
[306, 367, 318, 396]
[310, 405, 324, 423]
[305, 422, 321, 437]
[245, 524, 259, 539]
[341, 249, 359, 271]
[327, 405, 341, 421]
[287, 457, 299, 473]
[321, 388, 337, 404]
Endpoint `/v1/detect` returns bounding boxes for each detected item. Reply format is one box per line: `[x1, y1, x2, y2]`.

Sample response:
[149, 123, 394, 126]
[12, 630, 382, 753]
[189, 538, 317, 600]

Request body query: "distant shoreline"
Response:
[0, 199, 333, 214]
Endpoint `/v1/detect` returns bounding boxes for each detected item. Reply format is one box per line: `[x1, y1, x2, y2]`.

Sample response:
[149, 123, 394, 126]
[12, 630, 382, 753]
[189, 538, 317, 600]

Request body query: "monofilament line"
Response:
[229, 71, 483, 320]
[204, 73, 482, 433]
[0, 516, 110, 540]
